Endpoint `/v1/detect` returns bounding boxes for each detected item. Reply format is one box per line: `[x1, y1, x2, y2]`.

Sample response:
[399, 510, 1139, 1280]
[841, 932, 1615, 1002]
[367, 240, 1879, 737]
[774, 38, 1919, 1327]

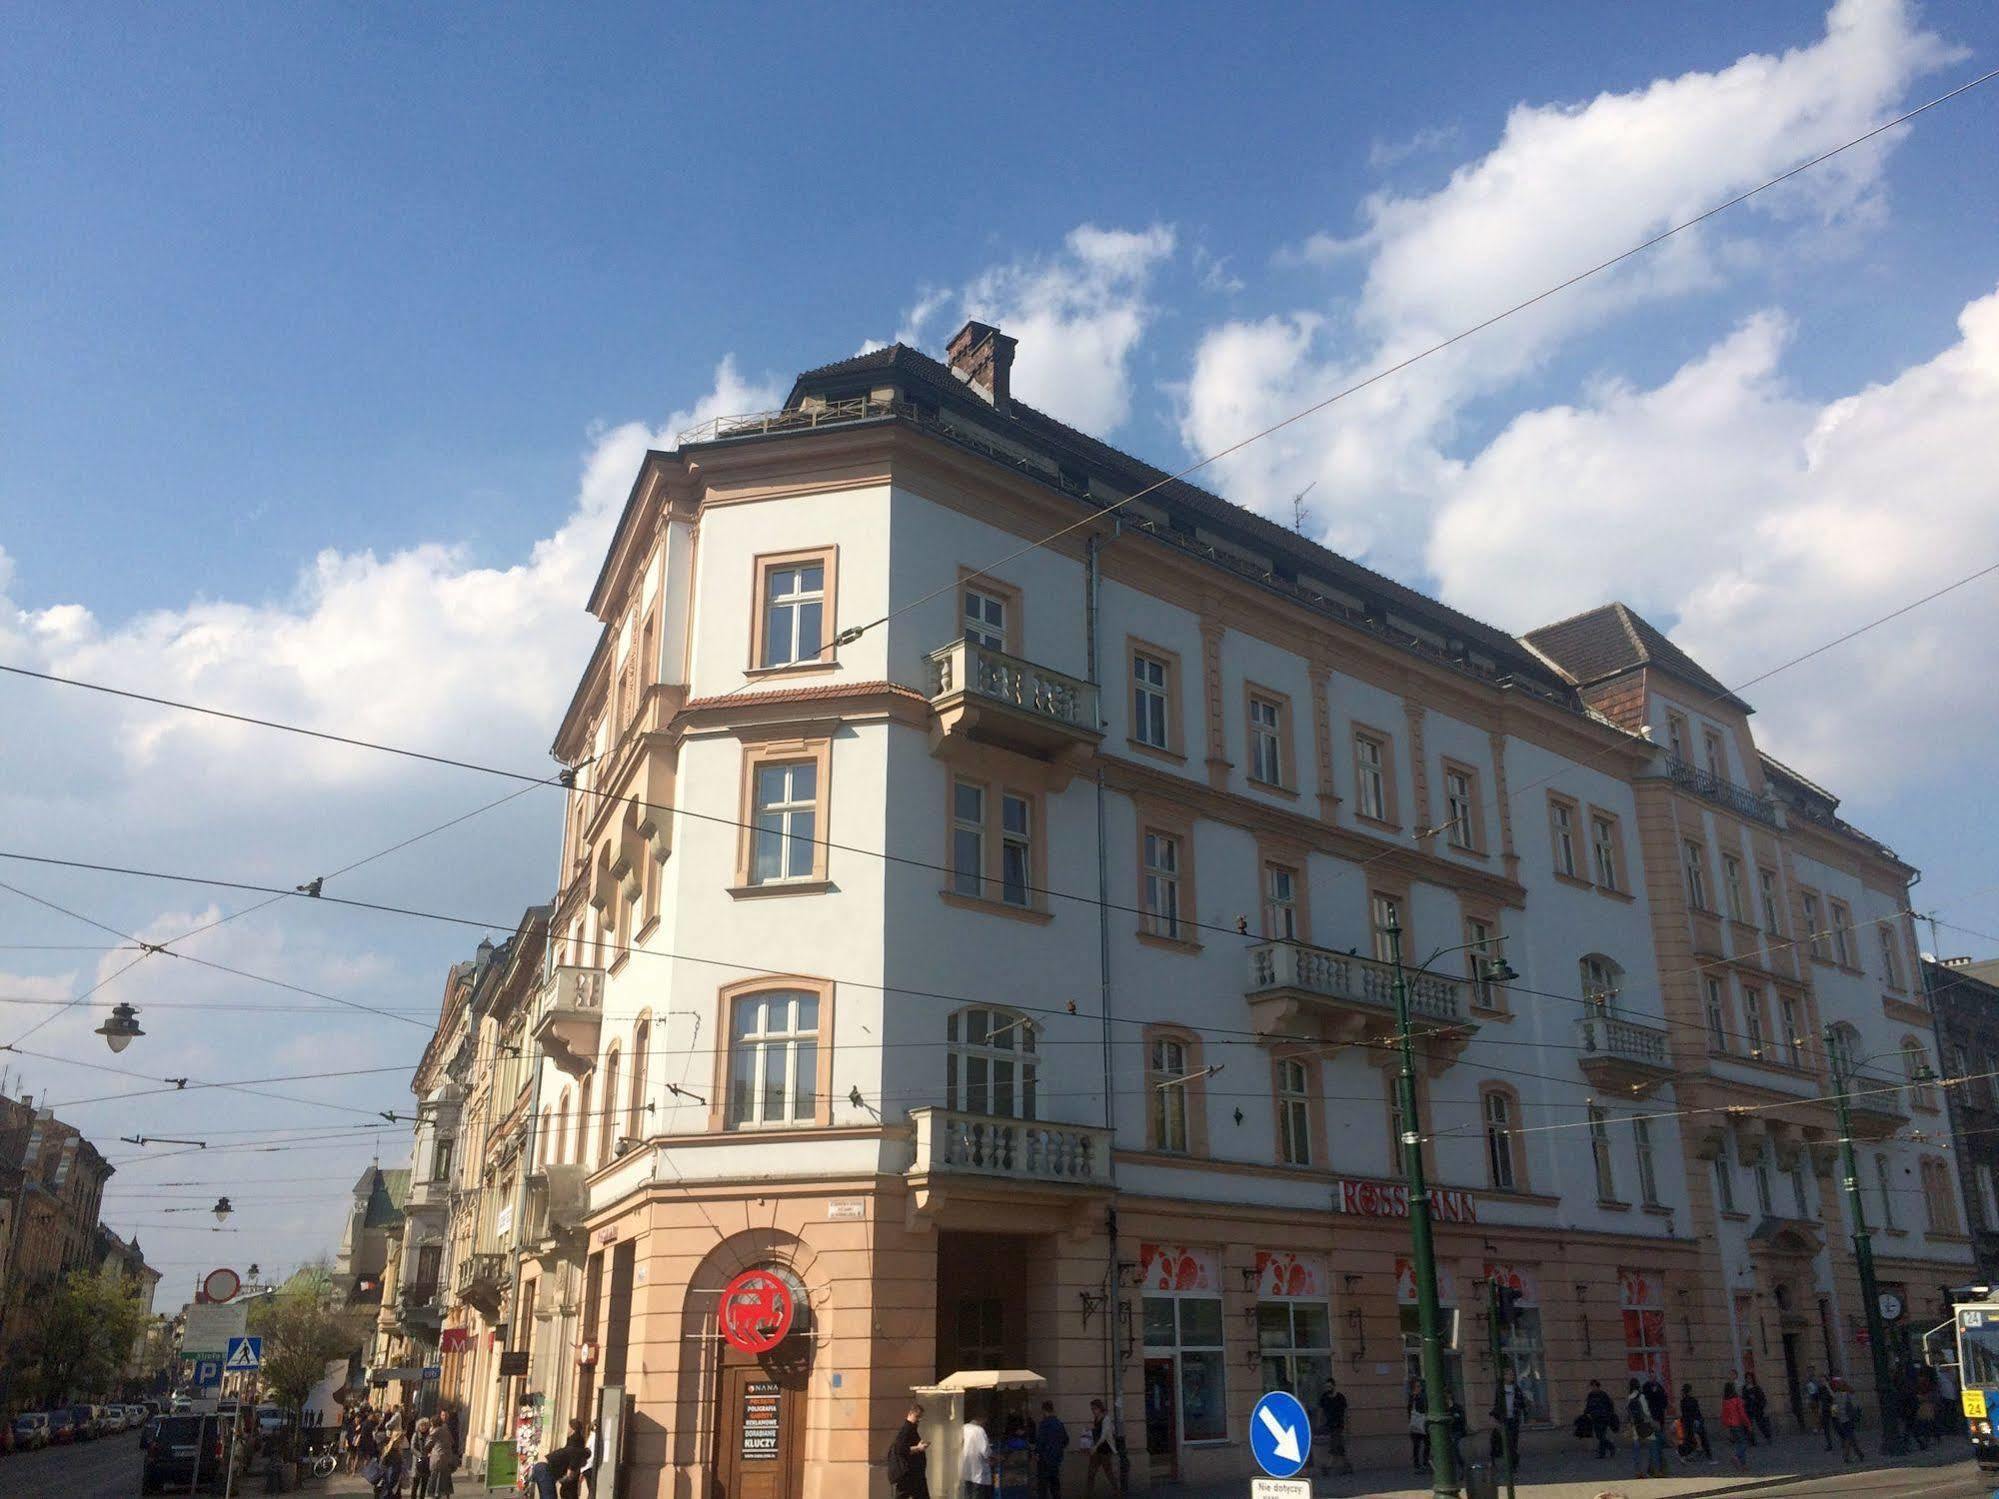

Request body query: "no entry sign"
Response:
[720, 1268, 795, 1354]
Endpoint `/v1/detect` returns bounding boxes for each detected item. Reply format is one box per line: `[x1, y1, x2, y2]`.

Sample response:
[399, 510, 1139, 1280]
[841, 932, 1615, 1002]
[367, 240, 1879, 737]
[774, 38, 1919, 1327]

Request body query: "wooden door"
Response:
[713, 1363, 803, 1499]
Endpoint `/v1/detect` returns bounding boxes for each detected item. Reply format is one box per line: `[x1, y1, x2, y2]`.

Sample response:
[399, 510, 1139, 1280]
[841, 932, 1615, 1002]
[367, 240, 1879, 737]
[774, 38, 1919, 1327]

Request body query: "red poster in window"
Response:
[720, 1268, 795, 1354]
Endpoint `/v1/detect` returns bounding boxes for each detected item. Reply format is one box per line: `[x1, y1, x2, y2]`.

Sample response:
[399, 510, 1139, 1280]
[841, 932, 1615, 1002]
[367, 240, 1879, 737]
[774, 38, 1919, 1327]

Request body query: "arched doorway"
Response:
[710, 1265, 811, 1499]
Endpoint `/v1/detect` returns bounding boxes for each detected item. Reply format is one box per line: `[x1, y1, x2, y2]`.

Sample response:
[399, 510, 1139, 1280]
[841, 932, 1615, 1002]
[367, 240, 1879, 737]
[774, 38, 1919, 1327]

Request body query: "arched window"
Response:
[1276, 1057, 1312, 1167]
[947, 1007, 1038, 1119]
[1903, 1038, 1935, 1110]
[1578, 954, 1623, 1014]
[538, 1108, 551, 1167]
[555, 1089, 571, 1166]
[600, 1047, 621, 1164]
[1149, 1033, 1195, 1154]
[576, 1075, 592, 1165]
[1483, 1087, 1521, 1191]
[629, 1016, 651, 1140]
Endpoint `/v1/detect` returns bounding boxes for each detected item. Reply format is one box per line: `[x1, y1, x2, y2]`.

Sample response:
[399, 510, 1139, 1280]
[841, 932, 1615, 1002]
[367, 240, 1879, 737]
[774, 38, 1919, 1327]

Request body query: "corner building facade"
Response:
[465, 323, 1969, 1496]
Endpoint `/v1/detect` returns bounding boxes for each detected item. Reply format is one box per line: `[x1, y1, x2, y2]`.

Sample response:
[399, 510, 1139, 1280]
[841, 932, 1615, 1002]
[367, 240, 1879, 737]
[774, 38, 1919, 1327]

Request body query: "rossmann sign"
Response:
[1331, 1178, 1478, 1223]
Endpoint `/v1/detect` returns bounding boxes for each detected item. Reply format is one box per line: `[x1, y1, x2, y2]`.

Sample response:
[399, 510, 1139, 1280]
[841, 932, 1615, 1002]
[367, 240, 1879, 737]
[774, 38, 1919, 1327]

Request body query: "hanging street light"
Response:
[94, 1001, 144, 1054]
[212, 1196, 233, 1224]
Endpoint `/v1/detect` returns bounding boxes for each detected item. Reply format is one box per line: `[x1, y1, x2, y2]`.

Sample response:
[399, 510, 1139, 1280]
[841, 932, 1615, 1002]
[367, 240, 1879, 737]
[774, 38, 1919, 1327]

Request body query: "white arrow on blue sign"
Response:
[224, 1335, 263, 1373]
[1248, 1390, 1310, 1479]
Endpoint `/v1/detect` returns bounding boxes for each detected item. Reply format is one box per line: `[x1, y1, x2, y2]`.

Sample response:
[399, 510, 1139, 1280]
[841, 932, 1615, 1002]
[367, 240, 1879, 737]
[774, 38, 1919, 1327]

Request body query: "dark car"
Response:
[141, 1413, 243, 1494]
[47, 1410, 77, 1445]
[66, 1405, 98, 1442]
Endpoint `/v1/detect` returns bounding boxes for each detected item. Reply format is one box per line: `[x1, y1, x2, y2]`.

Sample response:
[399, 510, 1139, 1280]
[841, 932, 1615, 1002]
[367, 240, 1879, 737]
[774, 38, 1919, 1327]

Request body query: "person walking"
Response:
[1720, 1382, 1750, 1469]
[359, 1414, 382, 1480]
[1032, 1401, 1067, 1499]
[1679, 1384, 1713, 1461]
[410, 1418, 433, 1499]
[1625, 1378, 1663, 1477]
[960, 1414, 994, 1499]
[1831, 1378, 1866, 1462]
[1407, 1379, 1430, 1472]
[1742, 1373, 1772, 1443]
[1082, 1400, 1122, 1498]
[887, 1403, 931, 1499]
[995, 1415, 1034, 1499]
[1489, 1368, 1525, 1475]
[1583, 1379, 1617, 1459]
[1317, 1378, 1352, 1476]
[1802, 1370, 1833, 1450]
[426, 1416, 457, 1499]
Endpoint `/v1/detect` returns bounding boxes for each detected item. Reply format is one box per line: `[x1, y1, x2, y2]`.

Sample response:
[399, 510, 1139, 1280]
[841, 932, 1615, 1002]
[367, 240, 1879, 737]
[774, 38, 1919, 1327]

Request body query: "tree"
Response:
[249, 1262, 368, 1411]
[8, 1264, 149, 1404]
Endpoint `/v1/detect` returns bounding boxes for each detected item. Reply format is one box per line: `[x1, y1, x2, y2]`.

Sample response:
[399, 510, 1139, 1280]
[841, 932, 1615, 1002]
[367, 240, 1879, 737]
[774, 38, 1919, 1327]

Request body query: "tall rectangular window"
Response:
[1370, 893, 1402, 964]
[1592, 815, 1620, 891]
[1705, 978, 1729, 1053]
[1635, 1118, 1660, 1206]
[963, 586, 1007, 650]
[951, 780, 984, 897]
[751, 761, 818, 884]
[1151, 1037, 1191, 1153]
[1831, 903, 1853, 966]
[1550, 799, 1577, 878]
[1444, 768, 1478, 850]
[1589, 1107, 1617, 1201]
[1484, 1092, 1517, 1191]
[1355, 733, 1388, 822]
[760, 561, 824, 668]
[1789, 1162, 1810, 1218]
[1248, 695, 1284, 786]
[1714, 1139, 1738, 1214]
[1803, 893, 1827, 958]
[1759, 869, 1783, 934]
[1722, 856, 1746, 923]
[1683, 840, 1709, 911]
[1262, 863, 1300, 942]
[1879, 925, 1902, 988]
[1132, 651, 1171, 749]
[1875, 1154, 1896, 1230]
[726, 991, 819, 1130]
[1742, 987, 1767, 1057]
[1143, 831, 1183, 940]
[1667, 714, 1689, 762]
[1276, 1058, 1312, 1167]
[1703, 728, 1726, 781]
[1000, 794, 1031, 908]
[1778, 997, 1802, 1066]
[1754, 1153, 1775, 1215]
[1465, 918, 1497, 1009]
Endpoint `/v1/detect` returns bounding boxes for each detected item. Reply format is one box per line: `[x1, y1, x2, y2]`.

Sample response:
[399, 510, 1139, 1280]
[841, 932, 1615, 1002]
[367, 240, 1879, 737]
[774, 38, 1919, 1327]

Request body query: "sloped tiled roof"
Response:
[361, 1167, 409, 1230]
[1521, 602, 1749, 712]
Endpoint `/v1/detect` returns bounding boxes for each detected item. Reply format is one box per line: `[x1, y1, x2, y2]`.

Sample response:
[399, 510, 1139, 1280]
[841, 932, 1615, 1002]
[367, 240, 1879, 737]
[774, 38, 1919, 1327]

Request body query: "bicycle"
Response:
[304, 1444, 340, 1479]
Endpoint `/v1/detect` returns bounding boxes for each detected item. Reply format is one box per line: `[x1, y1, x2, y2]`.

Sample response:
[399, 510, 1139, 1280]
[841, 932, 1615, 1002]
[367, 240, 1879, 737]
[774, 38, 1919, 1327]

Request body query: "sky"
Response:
[4, 0, 1998, 1305]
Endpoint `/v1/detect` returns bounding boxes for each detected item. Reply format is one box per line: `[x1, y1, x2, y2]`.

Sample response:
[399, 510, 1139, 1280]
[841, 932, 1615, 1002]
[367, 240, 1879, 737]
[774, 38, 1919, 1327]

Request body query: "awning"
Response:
[918, 1369, 1046, 1393]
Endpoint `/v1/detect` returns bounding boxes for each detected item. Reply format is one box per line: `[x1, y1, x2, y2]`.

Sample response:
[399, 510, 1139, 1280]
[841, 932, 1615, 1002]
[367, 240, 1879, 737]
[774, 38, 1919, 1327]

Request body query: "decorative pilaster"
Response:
[1311, 663, 1339, 823]
[1200, 612, 1230, 791]
[1403, 697, 1433, 844]
[1487, 730, 1519, 880]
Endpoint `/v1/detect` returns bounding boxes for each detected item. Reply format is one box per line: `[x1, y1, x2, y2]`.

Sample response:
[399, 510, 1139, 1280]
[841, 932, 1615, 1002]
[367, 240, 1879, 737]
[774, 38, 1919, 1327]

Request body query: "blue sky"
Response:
[4, 1, 1998, 1293]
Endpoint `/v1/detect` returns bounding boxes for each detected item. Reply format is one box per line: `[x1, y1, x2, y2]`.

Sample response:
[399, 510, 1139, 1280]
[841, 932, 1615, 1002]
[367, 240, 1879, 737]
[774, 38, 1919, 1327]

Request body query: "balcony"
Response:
[1575, 1012, 1675, 1097]
[1842, 1067, 1912, 1139]
[452, 1251, 510, 1315]
[523, 1163, 589, 1253]
[532, 965, 605, 1078]
[1667, 756, 1778, 827]
[909, 1108, 1112, 1189]
[926, 640, 1101, 777]
[405, 1175, 451, 1212]
[397, 1281, 443, 1332]
[1244, 941, 1473, 1069]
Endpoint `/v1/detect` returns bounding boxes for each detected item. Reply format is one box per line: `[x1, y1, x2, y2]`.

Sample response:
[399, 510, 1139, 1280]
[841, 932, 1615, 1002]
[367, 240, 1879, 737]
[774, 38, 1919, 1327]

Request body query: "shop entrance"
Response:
[713, 1354, 807, 1499]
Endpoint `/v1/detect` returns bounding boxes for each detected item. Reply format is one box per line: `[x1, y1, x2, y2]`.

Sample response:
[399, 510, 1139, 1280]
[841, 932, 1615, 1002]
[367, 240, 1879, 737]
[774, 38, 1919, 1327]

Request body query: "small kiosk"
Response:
[912, 1369, 1047, 1497]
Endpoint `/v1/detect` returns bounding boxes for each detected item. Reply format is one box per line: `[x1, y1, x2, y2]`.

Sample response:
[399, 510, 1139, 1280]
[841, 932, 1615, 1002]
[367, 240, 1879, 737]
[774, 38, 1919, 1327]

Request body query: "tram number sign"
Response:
[740, 1381, 780, 1461]
[720, 1268, 795, 1354]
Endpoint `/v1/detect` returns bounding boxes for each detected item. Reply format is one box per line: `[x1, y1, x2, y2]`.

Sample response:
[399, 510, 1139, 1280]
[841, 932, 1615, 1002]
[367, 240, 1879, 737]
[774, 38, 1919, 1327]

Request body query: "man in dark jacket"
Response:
[887, 1404, 930, 1499]
[1032, 1402, 1067, 1498]
[1583, 1380, 1617, 1458]
[1317, 1379, 1352, 1476]
[1742, 1374, 1771, 1443]
[1678, 1384, 1712, 1461]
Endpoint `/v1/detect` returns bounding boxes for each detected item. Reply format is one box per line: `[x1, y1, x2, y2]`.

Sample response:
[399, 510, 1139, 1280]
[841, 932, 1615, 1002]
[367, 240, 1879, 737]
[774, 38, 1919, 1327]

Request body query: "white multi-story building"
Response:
[431, 321, 1966, 1497]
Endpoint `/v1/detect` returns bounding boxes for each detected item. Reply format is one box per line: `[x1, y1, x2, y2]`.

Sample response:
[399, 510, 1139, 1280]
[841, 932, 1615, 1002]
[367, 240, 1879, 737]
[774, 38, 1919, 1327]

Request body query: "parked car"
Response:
[14, 1412, 50, 1450]
[126, 1404, 151, 1431]
[66, 1404, 99, 1441]
[141, 1413, 245, 1495]
[47, 1410, 76, 1445]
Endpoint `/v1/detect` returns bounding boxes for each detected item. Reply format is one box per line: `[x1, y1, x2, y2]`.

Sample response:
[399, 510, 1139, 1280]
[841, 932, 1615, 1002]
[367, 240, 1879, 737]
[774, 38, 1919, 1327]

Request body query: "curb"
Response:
[1572, 1446, 1968, 1499]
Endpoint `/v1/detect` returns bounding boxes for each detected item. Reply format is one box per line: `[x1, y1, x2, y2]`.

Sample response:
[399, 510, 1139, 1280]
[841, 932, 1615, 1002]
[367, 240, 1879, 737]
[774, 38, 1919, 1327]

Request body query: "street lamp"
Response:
[94, 1002, 143, 1054]
[211, 1196, 233, 1224]
[1384, 919, 1517, 1499]
[1824, 1030, 1937, 1458]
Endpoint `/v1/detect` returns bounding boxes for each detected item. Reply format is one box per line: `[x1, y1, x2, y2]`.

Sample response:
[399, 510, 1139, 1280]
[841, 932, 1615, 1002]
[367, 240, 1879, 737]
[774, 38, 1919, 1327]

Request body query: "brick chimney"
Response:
[945, 320, 1017, 411]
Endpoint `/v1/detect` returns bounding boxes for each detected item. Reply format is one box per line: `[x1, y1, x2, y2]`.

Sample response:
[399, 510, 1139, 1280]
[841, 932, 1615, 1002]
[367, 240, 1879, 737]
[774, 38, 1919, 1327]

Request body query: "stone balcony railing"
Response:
[532, 964, 604, 1078]
[926, 640, 1102, 768]
[1246, 941, 1466, 1023]
[452, 1251, 510, 1311]
[1842, 1066, 1913, 1137]
[908, 1107, 1113, 1190]
[1666, 755, 1779, 827]
[1575, 1012, 1676, 1095]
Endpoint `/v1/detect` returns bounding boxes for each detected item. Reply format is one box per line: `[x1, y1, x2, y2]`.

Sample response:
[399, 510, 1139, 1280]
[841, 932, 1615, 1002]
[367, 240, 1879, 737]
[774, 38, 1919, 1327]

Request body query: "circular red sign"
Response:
[203, 1268, 241, 1303]
[720, 1269, 795, 1354]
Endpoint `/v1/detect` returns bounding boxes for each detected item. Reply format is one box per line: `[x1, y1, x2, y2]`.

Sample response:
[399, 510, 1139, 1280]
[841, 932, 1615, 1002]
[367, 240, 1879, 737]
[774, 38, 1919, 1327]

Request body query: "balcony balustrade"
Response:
[452, 1251, 510, 1314]
[926, 640, 1101, 774]
[1667, 755, 1778, 827]
[1244, 940, 1473, 1067]
[1841, 1066, 1913, 1139]
[1575, 1011, 1675, 1097]
[532, 965, 605, 1078]
[907, 1108, 1112, 1190]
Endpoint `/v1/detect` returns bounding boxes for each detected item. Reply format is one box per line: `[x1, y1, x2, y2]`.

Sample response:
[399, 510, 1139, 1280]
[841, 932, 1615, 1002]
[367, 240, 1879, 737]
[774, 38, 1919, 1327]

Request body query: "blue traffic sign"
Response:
[1249, 1390, 1310, 1478]
[193, 1358, 222, 1389]
[224, 1335, 263, 1373]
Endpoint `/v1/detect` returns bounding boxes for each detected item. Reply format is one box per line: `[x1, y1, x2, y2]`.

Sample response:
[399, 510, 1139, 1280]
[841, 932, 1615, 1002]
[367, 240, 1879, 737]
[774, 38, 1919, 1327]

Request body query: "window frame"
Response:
[1464, 912, 1504, 1014]
[1145, 1027, 1209, 1156]
[958, 570, 1022, 656]
[734, 738, 833, 893]
[1587, 807, 1627, 893]
[1482, 1085, 1525, 1193]
[944, 773, 1047, 916]
[1634, 1117, 1661, 1206]
[1548, 794, 1580, 881]
[1351, 725, 1398, 828]
[1801, 890, 1828, 960]
[1878, 923, 1903, 990]
[1704, 977, 1731, 1054]
[1721, 854, 1747, 924]
[1440, 758, 1485, 854]
[1272, 1052, 1319, 1168]
[947, 1006, 1040, 1120]
[748, 547, 838, 675]
[628, 1014, 651, 1143]
[1682, 839, 1710, 913]
[714, 980, 834, 1133]
[1369, 890, 1406, 965]
[1260, 855, 1306, 943]
[1588, 1106, 1618, 1202]
[1830, 901, 1855, 968]
[1874, 1152, 1896, 1230]
[1758, 868, 1783, 935]
[1136, 806, 1198, 949]
[1242, 682, 1295, 793]
[1127, 638, 1183, 757]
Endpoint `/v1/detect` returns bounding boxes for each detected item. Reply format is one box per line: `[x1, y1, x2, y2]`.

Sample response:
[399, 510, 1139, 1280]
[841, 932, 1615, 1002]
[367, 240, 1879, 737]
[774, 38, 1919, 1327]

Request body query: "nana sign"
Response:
[1331, 1178, 1477, 1223]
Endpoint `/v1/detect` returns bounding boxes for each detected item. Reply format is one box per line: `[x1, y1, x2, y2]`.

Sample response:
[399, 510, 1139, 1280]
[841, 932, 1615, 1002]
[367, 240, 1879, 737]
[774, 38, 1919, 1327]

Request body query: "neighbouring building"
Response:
[1930, 955, 1999, 1285]
[423, 321, 1968, 1497]
[0, 1093, 117, 1393]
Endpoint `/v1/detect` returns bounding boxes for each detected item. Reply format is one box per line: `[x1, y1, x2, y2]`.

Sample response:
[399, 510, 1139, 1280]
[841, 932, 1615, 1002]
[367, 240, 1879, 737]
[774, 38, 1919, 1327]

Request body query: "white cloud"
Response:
[1367, 123, 1463, 172]
[1431, 285, 1999, 788]
[1180, 0, 1958, 574]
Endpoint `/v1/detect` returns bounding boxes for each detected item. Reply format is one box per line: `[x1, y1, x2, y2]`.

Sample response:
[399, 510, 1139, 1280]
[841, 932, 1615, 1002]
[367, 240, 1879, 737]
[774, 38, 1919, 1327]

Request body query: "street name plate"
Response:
[1251, 1480, 1310, 1499]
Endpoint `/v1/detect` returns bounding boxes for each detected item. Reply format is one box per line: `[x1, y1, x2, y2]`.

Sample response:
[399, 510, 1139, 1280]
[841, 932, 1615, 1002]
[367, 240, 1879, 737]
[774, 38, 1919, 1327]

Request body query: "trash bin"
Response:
[1461, 1457, 1498, 1499]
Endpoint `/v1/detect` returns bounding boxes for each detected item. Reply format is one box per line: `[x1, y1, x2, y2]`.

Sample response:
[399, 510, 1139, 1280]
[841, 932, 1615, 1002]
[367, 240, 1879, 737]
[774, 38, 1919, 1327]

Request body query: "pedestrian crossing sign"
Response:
[224, 1335, 263, 1373]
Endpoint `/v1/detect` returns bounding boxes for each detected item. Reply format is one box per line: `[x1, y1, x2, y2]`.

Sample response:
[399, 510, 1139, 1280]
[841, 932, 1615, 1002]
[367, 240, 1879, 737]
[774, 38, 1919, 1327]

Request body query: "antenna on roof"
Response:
[1291, 481, 1317, 535]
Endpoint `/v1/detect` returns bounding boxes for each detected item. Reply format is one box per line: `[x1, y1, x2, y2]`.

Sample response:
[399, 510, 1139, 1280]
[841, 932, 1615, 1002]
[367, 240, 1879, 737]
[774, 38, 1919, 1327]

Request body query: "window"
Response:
[1132, 650, 1172, 750]
[950, 781, 984, 897]
[1589, 1107, 1617, 1201]
[1143, 1280, 1228, 1443]
[1830, 903, 1853, 966]
[1591, 815, 1621, 892]
[1354, 732, 1389, 822]
[599, 1048, 621, 1163]
[1580, 954, 1621, 1013]
[555, 1089, 571, 1167]
[1753, 1151, 1774, 1215]
[538, 1107, 551, 1167]
[1979, 1165, 1999, 1232]
[1666, 714, 1689, 762]
[1874, 1153, 1896, 1230]
[1262, 863, 1300, 941]
[1722, 856, 1746, 923]
[1276, 1058, 1312, 1167]
[758, 557, 826, 668]
[1466, 918, 1499, 1010]
[1634, 1118, 1660, 1206]
[1257, 1294, 1332, 1403]
[1924, 1159, 1961, 1235]
[1742, 987, 1766, 1058]
[1788, 1161, 1810, 1218]
[1550, 798, 1578, 879]
[1484, 1090, 1519, 1191]
[947, 1007, 1038, 1119]
[1704, 978, 1729, 1053]
[628, 1017, 650, 1141]
[1803, 893, 1827, 959]
[1001, 795, 1031, 907]
[1370, 893, 1402, 964]
[1683, 840, 1709, 911]
[1619, 1269, 1670, 1387]
[1142, 831, 1184, 940]
[1904, 1040, 1935, 1110]
[575, 1074, 594, 1164]
[1703, 728, 1726, 781]
[1443, 766, 1479, 851]
[963, 585, 1007, 650]
[1247, 694, 1284, 786]
[415, 1242, 442, 1290]
[726, 990, 819, 1130]
[1827, 1023, 1859, 1082]
[750, 759, 819, 885]
[1388, 1075, 1414, 1174]
[949, 779, 1037, 910]
[955, 1298, 1005, 1371]
[1778, 997, 1802, 1066]
[1495, 1291, 1550, 1419]
[1878, 924, 1902, 988]
[1151, 1036, 1192, 1154]
[430, 1136, 454, 1184]
[1713, 1138, 1737, 1214]
[1759, 868, 1782, 934]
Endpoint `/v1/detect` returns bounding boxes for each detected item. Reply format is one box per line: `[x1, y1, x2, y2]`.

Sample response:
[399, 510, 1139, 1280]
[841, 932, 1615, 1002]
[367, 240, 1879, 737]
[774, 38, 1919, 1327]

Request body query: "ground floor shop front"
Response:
[436, 1171, 1962, 1498]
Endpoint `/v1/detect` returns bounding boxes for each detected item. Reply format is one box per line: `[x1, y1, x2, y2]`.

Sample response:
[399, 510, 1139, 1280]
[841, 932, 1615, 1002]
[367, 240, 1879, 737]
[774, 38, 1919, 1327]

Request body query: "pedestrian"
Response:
[1317, 1377, 1352, 1476]
[1625, 1377, 1662, 1477]
[1802, 1370, 1832, 1450]
[1082, 1400, 1122, 1498]
[1489, 1367, 1524, 1475]
[1408, 1379, 1430, 1471]
[1033, 1400, 1067, 1499]
[1678, 1384, 1712, 1461]
[550, 1419, 591, 1499]
[427, 1416, 457, 1499]
[1742, 1372, 1771, 1442]
[996, 1415, 1033, 1499]
[372, 1431, 407, 1499]
[960, 1414, 993, 1499]
[1583, 1379, 1617, 1459]
[411, 1418, 433, 1499]
[1913, 1366, 1938, 1449]
[359, 1414, 382, 1477]
[1720, 1382, 1750, 1469]
[887, 1403, 931, 1499]
[1831, 1378, 1866, 1462]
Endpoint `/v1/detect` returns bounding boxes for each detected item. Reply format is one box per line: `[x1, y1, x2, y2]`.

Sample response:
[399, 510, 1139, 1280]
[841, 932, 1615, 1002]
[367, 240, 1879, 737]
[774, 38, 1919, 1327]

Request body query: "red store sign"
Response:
[1332, 1178, 1478, 1223]
[720, 1268, 796, 1355]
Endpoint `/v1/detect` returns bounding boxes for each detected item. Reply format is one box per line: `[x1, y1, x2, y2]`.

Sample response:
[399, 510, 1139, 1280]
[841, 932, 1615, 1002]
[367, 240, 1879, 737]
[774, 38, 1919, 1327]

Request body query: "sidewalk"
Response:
[1170, 1429, 1971, 1498]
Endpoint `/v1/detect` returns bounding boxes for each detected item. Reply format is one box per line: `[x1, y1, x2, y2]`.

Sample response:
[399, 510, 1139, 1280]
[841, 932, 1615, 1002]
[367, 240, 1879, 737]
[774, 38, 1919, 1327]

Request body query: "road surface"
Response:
[3, 1433, 145, 1497]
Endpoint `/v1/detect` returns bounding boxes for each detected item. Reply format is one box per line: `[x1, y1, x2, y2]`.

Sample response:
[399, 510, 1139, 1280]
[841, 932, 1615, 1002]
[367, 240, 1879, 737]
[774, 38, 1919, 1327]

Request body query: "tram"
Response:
[1954, 1288, 1999, 1471]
